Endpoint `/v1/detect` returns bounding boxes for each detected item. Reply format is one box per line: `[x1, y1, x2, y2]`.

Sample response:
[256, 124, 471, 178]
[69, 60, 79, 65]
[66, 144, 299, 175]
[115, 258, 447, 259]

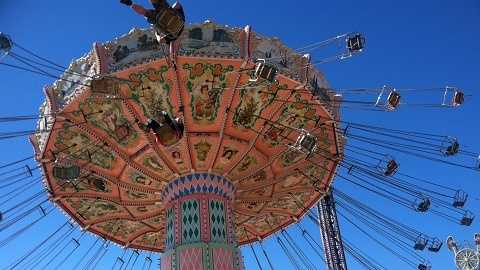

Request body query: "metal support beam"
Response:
[317, 191, 348, 270]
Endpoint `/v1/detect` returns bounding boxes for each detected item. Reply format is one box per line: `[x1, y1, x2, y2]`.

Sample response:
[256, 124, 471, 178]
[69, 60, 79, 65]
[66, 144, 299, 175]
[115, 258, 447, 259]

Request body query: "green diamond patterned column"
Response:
[210, 200, 227, 242]
[161, 173, 243, 270]
[166, 208, 175, 249]
[182, 200, 201, 243]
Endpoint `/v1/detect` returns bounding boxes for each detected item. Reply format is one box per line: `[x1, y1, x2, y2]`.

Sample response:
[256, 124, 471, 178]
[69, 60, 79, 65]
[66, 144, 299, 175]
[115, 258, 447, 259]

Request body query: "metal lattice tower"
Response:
[317, 191, 348, 270]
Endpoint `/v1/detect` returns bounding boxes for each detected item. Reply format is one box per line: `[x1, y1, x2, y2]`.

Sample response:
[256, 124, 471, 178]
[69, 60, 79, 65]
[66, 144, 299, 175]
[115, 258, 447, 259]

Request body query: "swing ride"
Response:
[0, 1, 478, 270]
[28, 21, 343, 268]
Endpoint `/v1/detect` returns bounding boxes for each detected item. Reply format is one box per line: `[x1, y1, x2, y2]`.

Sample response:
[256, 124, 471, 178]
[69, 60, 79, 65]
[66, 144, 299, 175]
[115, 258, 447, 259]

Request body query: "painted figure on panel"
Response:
[238, 155, 257, 172]
[128, 67, 174, 120]
[143, 155, 165, 171]
[184, 63, 233, 123]
[233, 82, 283, 129]
[79, 99, 137, 145]
[221, 147, 238, 161]
[194, 141, 211, 161]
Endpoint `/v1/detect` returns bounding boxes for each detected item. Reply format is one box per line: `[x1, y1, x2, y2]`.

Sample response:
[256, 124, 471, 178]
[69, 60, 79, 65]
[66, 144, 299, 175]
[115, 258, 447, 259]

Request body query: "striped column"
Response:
[161, 173, 243, 270]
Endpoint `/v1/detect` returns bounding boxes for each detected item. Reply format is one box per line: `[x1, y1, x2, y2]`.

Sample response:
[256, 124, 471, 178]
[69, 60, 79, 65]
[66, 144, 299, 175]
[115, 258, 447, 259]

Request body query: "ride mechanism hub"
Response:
[32, 21, 341, 269]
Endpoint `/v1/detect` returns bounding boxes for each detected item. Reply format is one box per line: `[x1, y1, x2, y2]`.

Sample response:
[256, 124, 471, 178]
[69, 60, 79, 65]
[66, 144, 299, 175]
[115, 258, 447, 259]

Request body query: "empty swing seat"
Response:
[90, 77, 119, 95]
[460, 212, 474, 226]
[251, 59, 278, 83]
[0, 33, 12, 53]
[386, 91, 401, 110]
[294, 130, 318, 157]
[53, 165, 81, 180]
[417, 264, 431, 270]
[93, 179, 107, 192]
[428, 239, 443, 252]
[347, 34, 365, 53]
[453, 91, 465, 107]
[384, 159, 399, 176]
[414, 236, 428, 250]
[415, 198, 431, 212]
[377, 156, 399, 176]
[452, 190, 468, 208]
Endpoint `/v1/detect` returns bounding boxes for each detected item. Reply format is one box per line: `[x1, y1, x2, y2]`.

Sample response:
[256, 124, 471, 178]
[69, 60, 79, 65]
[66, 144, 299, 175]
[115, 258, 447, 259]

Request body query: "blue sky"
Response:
[0, 0, 479, 269]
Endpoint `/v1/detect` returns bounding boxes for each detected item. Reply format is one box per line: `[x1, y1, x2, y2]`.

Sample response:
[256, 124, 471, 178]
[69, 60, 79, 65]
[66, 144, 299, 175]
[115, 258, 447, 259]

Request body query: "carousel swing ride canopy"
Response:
[29, 21, 342, 268]
[1, 4, 478, 269]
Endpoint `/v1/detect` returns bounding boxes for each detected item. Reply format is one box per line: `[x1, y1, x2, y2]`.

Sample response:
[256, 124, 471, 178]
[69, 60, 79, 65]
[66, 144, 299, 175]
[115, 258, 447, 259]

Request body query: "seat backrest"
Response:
[91, 78, 119, 95]
[156, 8, 184, 36]
[388, 92, 401, 107]
[256, 64, 277, 82]
[53, 165, 80, 180]
[93, 179, 106, 191]
[454, 91, 464, 105]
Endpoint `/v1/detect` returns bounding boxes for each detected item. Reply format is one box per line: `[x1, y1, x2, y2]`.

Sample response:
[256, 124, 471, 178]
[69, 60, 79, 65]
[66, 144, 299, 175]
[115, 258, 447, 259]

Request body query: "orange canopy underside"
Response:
[36, 24, 341, 252]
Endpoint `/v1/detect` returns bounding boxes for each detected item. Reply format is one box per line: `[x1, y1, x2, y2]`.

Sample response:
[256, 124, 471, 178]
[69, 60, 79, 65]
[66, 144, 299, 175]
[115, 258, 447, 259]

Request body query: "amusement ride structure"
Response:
[0, 1, 478, 270]
[447, 234, 480, 270]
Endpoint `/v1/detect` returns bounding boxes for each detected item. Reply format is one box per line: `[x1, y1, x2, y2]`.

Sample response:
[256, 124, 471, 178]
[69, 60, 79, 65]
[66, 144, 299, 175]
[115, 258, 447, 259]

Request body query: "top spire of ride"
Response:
[120, 0, 185, 45]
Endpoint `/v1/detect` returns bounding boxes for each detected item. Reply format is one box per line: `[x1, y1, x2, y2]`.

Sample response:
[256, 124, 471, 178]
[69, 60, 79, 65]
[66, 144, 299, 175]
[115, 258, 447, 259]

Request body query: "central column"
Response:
[161, 173, 244, 270]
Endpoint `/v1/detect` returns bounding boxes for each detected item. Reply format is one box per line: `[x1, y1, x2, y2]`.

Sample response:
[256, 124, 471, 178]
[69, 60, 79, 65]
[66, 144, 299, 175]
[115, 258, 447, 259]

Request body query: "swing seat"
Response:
[375, 86, 401, 111]
[0, 33, 12, 54]
[90, 77, 119, 95]
[428, 239, 442, 252]
[460, 216, 473, 226]
[250, 59, 278, 83]
[415, 198, 431, 212]
[155, 7, 185, 41]
[147, 111, 184, 147]
[453, 91, 464, 106]
[376, 156, 399, 176]
[452, 190, 467, 208]
[443, 86, 465, 107]
[93, 178, 107, 192]
[384, 159, 399, 176]
[53, 165, 80, 180]
[386, 91, 401, 110]
[414, 236, 428, 250]
[444, 140, 460, 156]
[347, 34, 365, 53]
[417, 264, 431, 270]
[294, 130, 318, 157]
[460, 211, 474, 226]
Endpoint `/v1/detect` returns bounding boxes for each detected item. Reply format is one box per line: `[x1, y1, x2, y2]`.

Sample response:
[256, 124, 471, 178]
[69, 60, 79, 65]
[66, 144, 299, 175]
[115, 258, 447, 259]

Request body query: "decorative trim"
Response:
[43, 85, 58, 114]
[93, 42, 110, 74]
[29, 135, 42, 161]
[162, 173, 235, 203]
